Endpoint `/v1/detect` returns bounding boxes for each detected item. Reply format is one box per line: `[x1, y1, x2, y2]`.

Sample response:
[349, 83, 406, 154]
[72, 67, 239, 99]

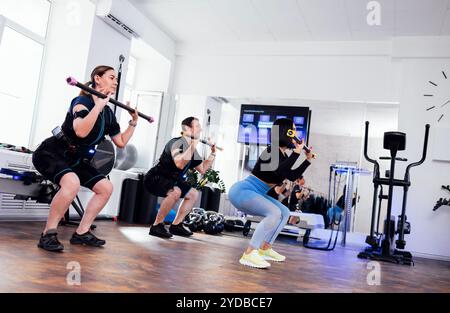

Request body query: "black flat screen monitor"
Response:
[237, 104, 310, 145]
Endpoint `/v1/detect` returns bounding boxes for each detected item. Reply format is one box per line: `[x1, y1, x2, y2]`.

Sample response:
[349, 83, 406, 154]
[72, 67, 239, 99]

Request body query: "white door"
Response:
[120, 90, 163, 170]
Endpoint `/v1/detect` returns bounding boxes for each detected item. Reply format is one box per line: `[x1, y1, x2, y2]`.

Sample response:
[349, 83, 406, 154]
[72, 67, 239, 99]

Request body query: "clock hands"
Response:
[440, 100, 450, 108]
[437, 100, 450, 123]
[424, 72, 448, 123]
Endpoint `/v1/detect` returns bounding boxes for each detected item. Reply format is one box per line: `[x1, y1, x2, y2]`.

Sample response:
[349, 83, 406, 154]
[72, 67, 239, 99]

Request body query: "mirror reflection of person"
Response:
[287, 177, 311, 225]
[328, 185, 357, 227]
[267, 180, 290, 201]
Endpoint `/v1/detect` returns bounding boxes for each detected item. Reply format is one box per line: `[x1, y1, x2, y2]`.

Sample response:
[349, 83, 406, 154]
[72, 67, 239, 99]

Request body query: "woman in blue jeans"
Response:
[229, 118, 314, 268]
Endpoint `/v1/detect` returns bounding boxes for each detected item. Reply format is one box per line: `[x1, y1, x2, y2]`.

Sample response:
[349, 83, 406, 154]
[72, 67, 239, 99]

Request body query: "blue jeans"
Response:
[327, 205, 343, 223]
[228, 175, 290, 249]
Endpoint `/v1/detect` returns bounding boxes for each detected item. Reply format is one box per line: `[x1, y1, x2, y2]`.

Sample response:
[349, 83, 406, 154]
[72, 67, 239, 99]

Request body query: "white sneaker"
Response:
[258, 248, 286, 262]
[239, 250, 271, 269]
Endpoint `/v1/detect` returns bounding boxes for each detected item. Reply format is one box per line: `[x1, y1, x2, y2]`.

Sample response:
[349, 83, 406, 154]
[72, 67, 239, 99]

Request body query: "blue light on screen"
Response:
[259, 115, 270, 122]
[242, 114, 254, 123]
[294, 116, 304, 125]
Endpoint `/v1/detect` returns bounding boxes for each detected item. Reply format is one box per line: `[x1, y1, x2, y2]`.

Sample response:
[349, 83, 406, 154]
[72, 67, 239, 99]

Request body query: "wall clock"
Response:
[424, 70, 449, 123]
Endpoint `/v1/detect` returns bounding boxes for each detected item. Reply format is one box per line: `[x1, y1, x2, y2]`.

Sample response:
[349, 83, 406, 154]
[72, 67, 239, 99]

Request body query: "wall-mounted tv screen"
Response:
[237, 104, 310, 145]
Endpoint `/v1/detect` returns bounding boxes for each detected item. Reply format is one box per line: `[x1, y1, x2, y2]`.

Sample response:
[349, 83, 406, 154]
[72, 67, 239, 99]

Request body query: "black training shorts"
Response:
[32, 137, 106, 190]
[144, 168, 192, 198]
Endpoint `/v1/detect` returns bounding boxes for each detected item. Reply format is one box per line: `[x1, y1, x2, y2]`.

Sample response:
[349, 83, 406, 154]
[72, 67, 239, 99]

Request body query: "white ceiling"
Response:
[129, 0, 450, 43]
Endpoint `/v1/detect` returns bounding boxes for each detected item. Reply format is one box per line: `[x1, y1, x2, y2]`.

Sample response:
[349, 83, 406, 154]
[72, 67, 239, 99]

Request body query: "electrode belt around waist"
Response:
[53, 131, 96, 162]
[152, 163, 182, 181]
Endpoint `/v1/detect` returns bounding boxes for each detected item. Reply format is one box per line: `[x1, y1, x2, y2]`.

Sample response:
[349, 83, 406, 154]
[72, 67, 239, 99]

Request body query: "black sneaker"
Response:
[149, 223, 173, 238]
[37, 230, 64, 252]
[70, 231, 106, 247]
[169, 223, 193, 237]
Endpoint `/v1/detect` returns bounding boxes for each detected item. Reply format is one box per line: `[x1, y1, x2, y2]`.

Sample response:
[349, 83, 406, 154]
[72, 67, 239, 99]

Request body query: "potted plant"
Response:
[186, 168, 226, 212]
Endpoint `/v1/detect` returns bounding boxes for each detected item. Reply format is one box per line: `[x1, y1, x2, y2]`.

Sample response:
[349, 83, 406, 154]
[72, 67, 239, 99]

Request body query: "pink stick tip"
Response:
[66, 76, 78, 86]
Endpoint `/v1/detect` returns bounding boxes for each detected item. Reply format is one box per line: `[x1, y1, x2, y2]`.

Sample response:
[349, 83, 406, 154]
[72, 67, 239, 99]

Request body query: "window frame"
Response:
[0, 0, 51, 147]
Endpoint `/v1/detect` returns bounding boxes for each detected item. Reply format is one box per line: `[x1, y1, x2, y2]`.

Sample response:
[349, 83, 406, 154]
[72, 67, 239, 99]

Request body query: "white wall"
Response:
[173, 41, 399, 103]
[132, 40, 172, 92]
[394, 58, 450, 259]
[174, 55, 397, 103]
[170, 95, 207, 136]
[85, 15, 132, 108]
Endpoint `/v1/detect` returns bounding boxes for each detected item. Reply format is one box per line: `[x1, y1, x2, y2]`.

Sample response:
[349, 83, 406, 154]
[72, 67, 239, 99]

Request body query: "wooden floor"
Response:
[0, 221, 449, 293]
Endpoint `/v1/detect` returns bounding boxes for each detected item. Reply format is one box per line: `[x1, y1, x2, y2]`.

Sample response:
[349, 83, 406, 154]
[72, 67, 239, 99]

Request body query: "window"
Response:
[0, 26, 44, 147]
[0, 0, 50, 147]
[0, 0, 50, 37]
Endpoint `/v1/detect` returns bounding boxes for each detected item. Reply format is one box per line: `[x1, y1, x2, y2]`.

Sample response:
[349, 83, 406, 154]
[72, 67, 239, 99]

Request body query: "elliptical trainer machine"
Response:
[357, 121, 430, 265]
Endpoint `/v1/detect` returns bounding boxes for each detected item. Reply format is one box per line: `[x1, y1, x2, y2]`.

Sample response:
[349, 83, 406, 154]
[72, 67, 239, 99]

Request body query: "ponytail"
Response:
[79, 81, 93, 96]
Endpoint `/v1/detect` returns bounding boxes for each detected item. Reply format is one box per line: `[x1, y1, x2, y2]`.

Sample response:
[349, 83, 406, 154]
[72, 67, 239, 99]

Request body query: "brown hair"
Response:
[181, 116, 199, 130]
[79, 65, 115, 96]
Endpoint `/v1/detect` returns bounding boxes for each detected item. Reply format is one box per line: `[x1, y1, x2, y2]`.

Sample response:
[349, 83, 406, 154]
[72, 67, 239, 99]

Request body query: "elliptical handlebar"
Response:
[364, 121, 378, 165]
[405, 124, 430, 179]
[364, 121, 380, 176]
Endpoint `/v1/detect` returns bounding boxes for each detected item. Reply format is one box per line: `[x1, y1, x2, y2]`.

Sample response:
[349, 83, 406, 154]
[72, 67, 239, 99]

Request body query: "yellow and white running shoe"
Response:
[258, 248, 286, 262]
[239, 250, 271, 269]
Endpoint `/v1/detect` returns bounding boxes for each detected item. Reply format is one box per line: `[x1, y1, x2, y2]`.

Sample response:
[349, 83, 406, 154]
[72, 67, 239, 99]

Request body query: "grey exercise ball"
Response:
[114, 144, 138, 170]
[91, 139, 115, 176]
